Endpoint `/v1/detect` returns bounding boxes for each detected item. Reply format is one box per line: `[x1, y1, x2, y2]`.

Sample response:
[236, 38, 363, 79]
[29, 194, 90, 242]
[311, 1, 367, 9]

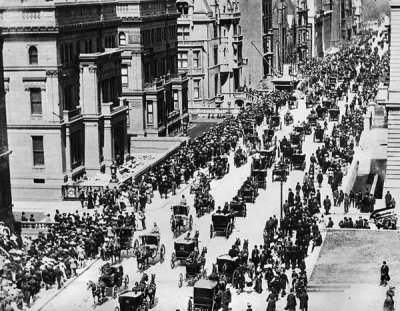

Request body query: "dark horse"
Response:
[87, 280, 105, 304]
[144, 274, 157, 308]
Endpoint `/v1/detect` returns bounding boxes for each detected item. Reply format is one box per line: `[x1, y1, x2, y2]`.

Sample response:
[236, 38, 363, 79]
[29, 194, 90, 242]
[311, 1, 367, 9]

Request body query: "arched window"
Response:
[119, 32, 126, 46]
[29, 46, 38, 65]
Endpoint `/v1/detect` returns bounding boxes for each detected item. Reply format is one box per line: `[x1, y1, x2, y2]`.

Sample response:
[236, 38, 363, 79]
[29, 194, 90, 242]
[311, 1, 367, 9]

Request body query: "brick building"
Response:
[0, 29, 14, 228]
[1, 0, 128, 200]
[116, 0, 189, 136]
[176, 0, 242, 117]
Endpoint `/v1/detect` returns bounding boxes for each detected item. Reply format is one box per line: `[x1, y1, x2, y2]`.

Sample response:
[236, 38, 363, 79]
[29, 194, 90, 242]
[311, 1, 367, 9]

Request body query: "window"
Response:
[193, 80, 200, 99]
[214, 46, 218, 65]
[214, 74, 218, 96]
[173, 90, 179, 110]
[178, 52, 188, 68]
[193, 51, 200, 68]
[177, 25, 190, 40]
[119, 32, 126, 46]
[28, 46, 38, 65]
[213, 23, 218, 38]
[71, 131, 83, 169]
[30, 88, 42, 115]
[63, 85, 75, 111]
[147, 100, 153, 124]
[76, 40, 81, 56]
[84, 39, 92, 53]
[32, 136, 44, 166]
[121, 65, 128, 85]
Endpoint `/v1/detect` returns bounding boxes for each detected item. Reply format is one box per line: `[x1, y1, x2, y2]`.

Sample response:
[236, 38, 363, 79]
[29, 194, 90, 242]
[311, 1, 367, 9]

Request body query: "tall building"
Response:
[0, 29, 14, 229]
[176, 0, 243, 117]
[1, 0, 128, 200]
[117, 0, 189, 136]
[295, 0, 312, 63]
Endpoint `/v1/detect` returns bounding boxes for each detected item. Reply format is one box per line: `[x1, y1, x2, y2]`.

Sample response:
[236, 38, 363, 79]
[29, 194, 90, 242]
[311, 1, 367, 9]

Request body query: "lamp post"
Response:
[110, 161, 119, 183]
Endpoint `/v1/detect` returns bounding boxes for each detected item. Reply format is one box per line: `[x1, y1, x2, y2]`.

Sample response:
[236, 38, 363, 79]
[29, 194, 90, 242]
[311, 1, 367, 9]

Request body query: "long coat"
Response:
[286, 293, 297, 309]
[298, 292, 309, 309]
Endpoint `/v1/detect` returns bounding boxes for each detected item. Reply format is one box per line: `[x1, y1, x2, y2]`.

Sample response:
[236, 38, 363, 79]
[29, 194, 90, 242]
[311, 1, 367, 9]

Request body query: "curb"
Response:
[33, 258, 100, 311]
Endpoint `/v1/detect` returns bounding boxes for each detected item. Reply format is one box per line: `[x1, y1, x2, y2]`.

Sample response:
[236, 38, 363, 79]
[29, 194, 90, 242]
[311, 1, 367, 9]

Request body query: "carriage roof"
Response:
[292, 154, 306, 161]
[194, 279, 218, 290]
[119, 291, 143, 299]
[172, 205, 189, 215]
[139, 234, 159, 245]
[212, 213, 231, 222]
[217, 254, 239, 262]
[175, 238, 195, 246]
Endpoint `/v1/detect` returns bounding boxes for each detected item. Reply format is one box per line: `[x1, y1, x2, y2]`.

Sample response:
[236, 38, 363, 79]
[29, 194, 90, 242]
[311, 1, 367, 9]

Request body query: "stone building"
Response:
[295, 0, 312, 63]
[0, 29, 14, 229]
[175, 0, 243, 117]
[116, 0, 189, 136]
[1, 0, 128, 200]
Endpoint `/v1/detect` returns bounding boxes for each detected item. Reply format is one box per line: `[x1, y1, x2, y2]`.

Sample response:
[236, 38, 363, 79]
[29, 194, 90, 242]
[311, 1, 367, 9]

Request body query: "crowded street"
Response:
[0, 13, 394, 311]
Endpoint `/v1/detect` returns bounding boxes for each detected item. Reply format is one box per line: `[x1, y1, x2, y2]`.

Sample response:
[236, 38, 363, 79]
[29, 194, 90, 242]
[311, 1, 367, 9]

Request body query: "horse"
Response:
[135, 248, 150, 270]
[144, 274, 157, 307]
[197, 247, 207, 267]
[138, 273, 149, 291]
[87, 280, 105, 304]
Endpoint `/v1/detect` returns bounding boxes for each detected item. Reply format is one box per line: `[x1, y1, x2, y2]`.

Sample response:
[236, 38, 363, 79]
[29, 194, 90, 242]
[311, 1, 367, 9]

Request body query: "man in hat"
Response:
[246, 303, 253, 311]
[286, 288, 297, 311]
[381, 261, 390, 286]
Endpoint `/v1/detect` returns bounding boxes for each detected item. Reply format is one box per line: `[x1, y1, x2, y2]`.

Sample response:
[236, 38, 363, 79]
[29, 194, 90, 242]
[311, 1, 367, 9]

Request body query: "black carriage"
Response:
[288, 96, 298, 109]
[290, 133, 302, 152]
[234, 149, 247, 167]
[230, 200, 247, 217]
[270, 115, 281, 130]
[213, 156, 230, 179]
[100, 263, 127, 298]
[284, 112, 294, 126]
[307, 114, 318, 127]
[259, 149, 275, 168]
[194, 192, 215, 216]
[190, 174, 211, 194]
[216, 255, 240, 283]
[251, 169, 267, 190]
[170, 205, 193, 233]
[329, 108, 340, 121]
[263, 129, 276, 149]
[313, 128, 325, 142]
[292, 154, 306, 170]
[187, 279, 221, 311]
[238, 186, 257, 203]
[171, 239, 196, 268]
[115, 227, 134, 252]
[315, 105, 327, 120]
[272, 163, 289, 182]
[210, 213, 234, 238]
[133, 234, 165, 269]
[114, 291, 144, 311]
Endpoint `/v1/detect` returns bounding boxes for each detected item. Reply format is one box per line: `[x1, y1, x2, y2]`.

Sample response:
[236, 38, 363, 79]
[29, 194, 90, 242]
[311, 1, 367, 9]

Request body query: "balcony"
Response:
[101, 100, 128, 117]
[145, 78, 164, 91]
[63, 107, 82, 123]
[167, 109, 181, 125]
[170, 72, 189, 82]
[219, 11, 240, 21]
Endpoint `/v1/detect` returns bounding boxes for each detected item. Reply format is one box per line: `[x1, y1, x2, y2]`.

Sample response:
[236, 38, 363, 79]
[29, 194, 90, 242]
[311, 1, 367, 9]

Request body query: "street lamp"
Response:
[110, 161, 119, 183]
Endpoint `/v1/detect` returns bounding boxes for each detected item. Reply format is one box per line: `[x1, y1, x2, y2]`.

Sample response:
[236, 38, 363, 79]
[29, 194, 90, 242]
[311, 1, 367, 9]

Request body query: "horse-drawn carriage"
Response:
[288, 96, 298, 109]
[238, 184, 257, 203]
[178, 247, 208, 287]
[171, 238, 197, 268]
[329, 108, 340, 121]
[187, 279, 221, 311]
[272, 163, 289, 182]
[212, 156, 230, 179]
[133, 234, 165, 269]
[259, 149, 275, 168]
[215, 255, 240, 283]
[210, 213, 234, 238]
[194, 191, 215, 216]
[290, 133, 302, 153]
[270, 115, 282, 130]
[291, 154, 306, 170]
[230, 200, 247, 217]
[98, 263, 129, 299]
[307, 114, 318, 127]
[315, 105, 327, 120]
[170, 205, 193, 234]
[234, 148, 247, 167]
[251, 169, 267, 189]
[284, 112, 294, 126]
[190, 173, 211, 194]
[313, 128, 325, 142]
[263, 129, 276, 149]
[114, 291, 144, 311]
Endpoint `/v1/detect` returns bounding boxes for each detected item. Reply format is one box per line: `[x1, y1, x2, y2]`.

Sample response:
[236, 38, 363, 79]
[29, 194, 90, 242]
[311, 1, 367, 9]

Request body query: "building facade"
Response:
[175, 0, 242, 117]
[295, 0, 312, 63]
[1, 0, 128, 200]
[116, 0, 189, 137]
[0, 29, 14, 229]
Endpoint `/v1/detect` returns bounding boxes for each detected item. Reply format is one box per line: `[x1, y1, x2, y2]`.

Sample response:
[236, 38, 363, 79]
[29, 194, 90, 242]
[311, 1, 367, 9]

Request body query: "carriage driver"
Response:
[151, 222, 160, 236]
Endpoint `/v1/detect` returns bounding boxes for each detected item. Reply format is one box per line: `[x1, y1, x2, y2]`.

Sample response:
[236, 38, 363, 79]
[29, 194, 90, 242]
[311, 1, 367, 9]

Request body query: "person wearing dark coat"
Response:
[297, 290, 309, 311]
[279, 271, 289, 297]
[381, 261, 390, 286]
[286, 288, 297, 311]
[266, 296, 276, 311]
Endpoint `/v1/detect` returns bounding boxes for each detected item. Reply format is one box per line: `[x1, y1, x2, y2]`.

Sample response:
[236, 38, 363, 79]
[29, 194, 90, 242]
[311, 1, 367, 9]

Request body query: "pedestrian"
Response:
[251, 245, 260, 269]
[285, 288, 297, 311]
[139, 211, 146, 230]
[317, 171, 323, 187]
[246, 303, 253, 311]
[266, 295, 276, 311]
[79, 190, 85, 208]
[279, 270, 289, 297]
[297, 289, 309, 311]
[381, 261, 390, 286]
[323, 195, 331, 214]
[385, 191, 392, 208]
[326, 217, 334, 228]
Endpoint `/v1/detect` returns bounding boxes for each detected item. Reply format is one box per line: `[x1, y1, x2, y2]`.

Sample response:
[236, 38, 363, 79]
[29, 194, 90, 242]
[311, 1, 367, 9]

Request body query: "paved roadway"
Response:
[39, 95, 351, 311]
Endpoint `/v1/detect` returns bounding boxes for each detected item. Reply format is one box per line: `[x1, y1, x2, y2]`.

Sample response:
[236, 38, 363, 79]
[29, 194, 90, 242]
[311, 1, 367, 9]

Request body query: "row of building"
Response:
[0, 0, 364, 209]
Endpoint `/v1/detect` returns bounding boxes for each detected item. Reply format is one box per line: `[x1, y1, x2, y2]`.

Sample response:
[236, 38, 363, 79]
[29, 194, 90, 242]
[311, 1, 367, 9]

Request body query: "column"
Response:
[83, 122, 100, 173]
[103, 119, 113, 167]
[65, 127, 72, 179]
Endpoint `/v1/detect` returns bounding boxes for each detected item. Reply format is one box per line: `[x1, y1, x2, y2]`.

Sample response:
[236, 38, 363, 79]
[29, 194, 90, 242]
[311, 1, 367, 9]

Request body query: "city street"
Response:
[36, 92, 357, 311]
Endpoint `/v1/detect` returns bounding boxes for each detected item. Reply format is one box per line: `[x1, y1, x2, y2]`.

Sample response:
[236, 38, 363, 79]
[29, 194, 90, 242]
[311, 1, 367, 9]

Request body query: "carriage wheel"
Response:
[171, 252, 176, 269]
[112, 285, 118, 299]
[115, 307, 120, 311]
[225, 224, 230, 239]
[187, 299, 193, 311]
[179, 273, 183, 288]
[160, 244, 165, 263]
[189, 215, 193, 230]
[133, 239, 139, 253]
[210, 224, 214, 239]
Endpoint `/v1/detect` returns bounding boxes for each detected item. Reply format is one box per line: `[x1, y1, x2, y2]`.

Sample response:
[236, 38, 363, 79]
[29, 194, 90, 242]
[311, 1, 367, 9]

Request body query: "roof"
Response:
[217, 254, 238, 261]
[119, 291, 143, 299]
[194, 279, 218, 289]
[175, 239, 195, 245]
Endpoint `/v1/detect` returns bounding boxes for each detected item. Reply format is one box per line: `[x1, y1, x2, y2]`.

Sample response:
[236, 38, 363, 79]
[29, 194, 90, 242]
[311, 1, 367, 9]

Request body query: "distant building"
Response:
[117, 0, 189, 137]
[295, 0, 312, 63]
[1, 0, 128, 200]
[176, 0, 243, 117]
[0, 28, 14, 229]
